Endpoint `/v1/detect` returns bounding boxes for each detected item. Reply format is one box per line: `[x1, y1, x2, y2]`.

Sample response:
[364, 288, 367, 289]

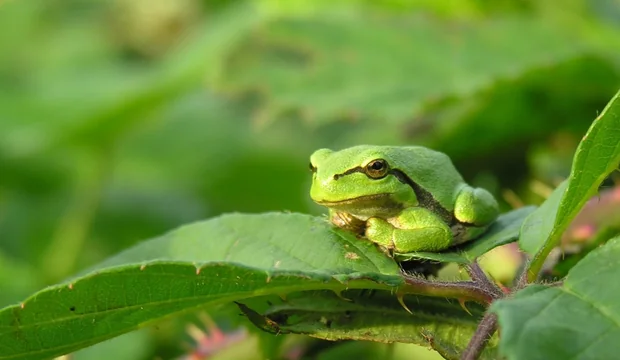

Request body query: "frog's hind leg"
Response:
[366, 207, 453, 253]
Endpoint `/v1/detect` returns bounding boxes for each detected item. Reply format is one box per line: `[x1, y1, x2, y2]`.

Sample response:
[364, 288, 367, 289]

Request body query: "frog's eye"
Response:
[365, 159, 389, 179]
[309, 162, 317, 172]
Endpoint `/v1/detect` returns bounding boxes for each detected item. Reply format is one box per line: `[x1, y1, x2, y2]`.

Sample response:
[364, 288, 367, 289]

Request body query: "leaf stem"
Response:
[401, 275, 496, 305]
[460, 312, 498, 360]
[514, 259, 531, 289]
[465, 262, 504, 299]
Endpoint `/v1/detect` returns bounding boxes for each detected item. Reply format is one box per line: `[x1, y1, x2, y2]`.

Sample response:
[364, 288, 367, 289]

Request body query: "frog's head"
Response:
[309, 146, 417, 217]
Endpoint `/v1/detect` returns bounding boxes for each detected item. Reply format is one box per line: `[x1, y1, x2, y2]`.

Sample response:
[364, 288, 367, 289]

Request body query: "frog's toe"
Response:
[454, 187, 499, 226]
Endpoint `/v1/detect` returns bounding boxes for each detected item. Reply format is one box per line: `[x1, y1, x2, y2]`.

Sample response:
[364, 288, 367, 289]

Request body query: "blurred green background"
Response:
[1, 0, 619, 358]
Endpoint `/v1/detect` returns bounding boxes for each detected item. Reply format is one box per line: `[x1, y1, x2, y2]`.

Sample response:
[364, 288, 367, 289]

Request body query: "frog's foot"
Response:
[452, 186, 499, 244]
[329, 210, 366, 236]
[454, 186, 499, 226]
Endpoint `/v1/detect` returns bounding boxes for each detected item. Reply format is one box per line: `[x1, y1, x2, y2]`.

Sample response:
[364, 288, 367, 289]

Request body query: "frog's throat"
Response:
[314, 193, 394, 207]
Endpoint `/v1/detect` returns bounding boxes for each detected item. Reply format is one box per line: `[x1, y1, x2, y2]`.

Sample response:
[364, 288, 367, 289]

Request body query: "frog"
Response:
[309, 145, 499, 254]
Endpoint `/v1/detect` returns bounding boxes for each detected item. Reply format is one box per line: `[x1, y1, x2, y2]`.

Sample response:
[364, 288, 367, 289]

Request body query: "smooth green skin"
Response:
[310, 145, 499, 253]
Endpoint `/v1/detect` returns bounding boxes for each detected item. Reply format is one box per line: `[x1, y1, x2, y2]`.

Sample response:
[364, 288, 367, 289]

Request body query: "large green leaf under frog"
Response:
[0, 211, 526, 360]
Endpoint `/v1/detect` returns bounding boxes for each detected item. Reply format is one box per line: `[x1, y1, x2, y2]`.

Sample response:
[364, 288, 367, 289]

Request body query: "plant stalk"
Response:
[465, 262, 504, 299]
[402, 275, 496, 305]
[461, 312, 498, 360]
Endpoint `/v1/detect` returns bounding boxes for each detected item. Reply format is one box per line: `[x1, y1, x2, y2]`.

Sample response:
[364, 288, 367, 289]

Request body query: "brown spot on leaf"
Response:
[345, 252, 360, 260]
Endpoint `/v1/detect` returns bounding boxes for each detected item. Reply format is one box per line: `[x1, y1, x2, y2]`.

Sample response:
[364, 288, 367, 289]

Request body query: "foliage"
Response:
[493, 236, 620, 360]
[2, 0, 620, 359]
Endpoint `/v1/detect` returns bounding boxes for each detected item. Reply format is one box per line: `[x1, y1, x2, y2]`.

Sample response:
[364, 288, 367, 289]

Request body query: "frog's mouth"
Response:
[315, 193, 403, 216]
[315, 193, 390, 206]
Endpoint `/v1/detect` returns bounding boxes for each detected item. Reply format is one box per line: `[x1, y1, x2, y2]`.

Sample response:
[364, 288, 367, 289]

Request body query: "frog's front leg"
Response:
[328, 209, 366, 235]
[365, 207, 453, 253]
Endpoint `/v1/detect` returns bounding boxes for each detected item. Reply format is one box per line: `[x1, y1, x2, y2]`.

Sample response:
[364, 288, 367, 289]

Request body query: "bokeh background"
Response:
[1, 0, 620, 358]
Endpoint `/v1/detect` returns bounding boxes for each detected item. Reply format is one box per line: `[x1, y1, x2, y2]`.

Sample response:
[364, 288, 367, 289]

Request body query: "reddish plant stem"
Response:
[402, 261, 509, 360]
[465, 262, 504, 299]
[461, 312, 498, 360]
[401, 275, 496, 305]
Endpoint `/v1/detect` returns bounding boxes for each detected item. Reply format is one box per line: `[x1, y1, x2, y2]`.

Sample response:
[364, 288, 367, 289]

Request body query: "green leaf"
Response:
[218, 15, 593, 126]
[519, 181, 568, 254]
[0, 213, 406, 360]
[492, 235, 620, 360]
[238, 290, 497, 360]
[395, 206, 535, 263]
[316, 342, 446, 360]
[93, 213, 399, 274]
[521, 89, 620, 279]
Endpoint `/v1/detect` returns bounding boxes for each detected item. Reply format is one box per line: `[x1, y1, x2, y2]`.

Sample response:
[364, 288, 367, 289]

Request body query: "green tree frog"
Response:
[309, 145, 499, 253]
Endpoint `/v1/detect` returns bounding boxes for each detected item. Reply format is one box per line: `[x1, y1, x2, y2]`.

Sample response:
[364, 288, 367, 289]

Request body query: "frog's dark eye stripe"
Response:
[332, 159, 390, 180]
[333, 166, 363, 180]
[309, 162, 317, 172]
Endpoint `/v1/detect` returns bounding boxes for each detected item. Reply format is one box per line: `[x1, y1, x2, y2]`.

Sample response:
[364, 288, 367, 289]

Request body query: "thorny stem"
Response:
[465, 262, 504, 299]
[457, 260, 536, 360]
[455, 261, 504, 360]
[461, 312, 498, 360]
[404, 261, 504, 360]
[402, 259, 544, 360]
[401, 260, 508, 307]
[401, 276, 496, 305]
[515, 259, 532, 290]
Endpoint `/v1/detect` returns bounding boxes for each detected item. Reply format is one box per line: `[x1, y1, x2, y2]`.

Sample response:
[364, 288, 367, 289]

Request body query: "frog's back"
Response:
[346, 145, 465, 210]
